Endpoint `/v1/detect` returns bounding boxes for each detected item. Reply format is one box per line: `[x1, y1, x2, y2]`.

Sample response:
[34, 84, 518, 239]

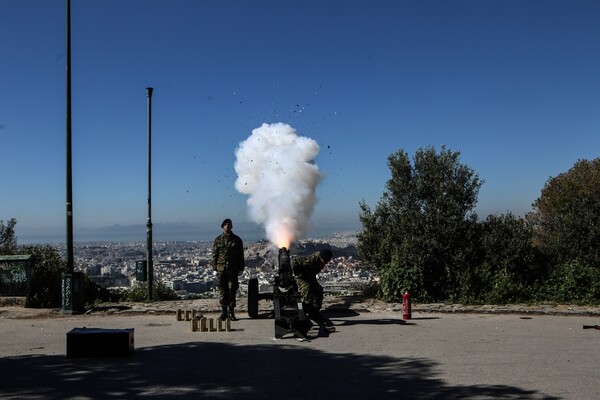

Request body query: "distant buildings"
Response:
[54, 232, 373, 298]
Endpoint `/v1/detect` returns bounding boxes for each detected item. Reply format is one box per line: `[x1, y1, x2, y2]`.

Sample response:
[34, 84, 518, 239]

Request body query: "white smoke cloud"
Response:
[234, 122, 322, 248]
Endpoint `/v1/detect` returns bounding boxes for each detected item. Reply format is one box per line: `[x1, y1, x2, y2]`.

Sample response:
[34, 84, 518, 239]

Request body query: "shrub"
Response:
[543, 259, 600, 305]
[121, 281, 179, 302]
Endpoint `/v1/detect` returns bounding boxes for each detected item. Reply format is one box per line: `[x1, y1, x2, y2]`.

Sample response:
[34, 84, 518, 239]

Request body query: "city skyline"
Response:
[2, 1, 600, 244]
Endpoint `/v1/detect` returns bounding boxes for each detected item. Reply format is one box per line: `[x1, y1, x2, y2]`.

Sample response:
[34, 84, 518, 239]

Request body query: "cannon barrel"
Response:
[248, 246, 311, 339]
[277, 247, 293, 288]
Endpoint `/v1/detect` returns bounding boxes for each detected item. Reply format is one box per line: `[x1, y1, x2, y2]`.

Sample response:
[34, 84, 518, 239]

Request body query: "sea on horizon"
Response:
[16, 222, 360, 245]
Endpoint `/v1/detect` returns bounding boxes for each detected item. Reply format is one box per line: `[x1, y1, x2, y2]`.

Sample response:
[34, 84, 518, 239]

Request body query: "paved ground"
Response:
[1, 297, 599, 399]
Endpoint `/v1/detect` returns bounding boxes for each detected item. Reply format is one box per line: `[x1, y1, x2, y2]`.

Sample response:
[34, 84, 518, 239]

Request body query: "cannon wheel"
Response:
[247, 277, 259, 318]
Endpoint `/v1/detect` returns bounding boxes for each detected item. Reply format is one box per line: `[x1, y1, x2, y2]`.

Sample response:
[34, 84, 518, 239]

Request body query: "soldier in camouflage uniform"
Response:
[292, 248, 335, 336]
[212, 218, 245, 321]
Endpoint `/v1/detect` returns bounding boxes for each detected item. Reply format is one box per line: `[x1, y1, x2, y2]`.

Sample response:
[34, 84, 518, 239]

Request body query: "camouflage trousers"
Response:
[296, 278, 324, 313]
[216, 268, 240, 308]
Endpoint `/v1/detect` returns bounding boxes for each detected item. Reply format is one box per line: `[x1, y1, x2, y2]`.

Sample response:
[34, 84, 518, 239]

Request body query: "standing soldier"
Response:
[292, 248, 335, 336]
[212, 218, 245, 321]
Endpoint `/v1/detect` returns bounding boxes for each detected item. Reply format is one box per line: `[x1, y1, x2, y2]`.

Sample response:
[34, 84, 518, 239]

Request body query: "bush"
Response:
[20, 245, 67, 308]
[542, 259, 600, 305]
[465, 213, 539, 304]
[121, 281, 179, 302]
[81, 274, 119, 305]
[350, 280, 379, 298]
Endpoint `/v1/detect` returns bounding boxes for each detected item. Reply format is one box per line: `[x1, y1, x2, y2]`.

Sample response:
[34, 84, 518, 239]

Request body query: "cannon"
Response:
[247, 247, 312, 340]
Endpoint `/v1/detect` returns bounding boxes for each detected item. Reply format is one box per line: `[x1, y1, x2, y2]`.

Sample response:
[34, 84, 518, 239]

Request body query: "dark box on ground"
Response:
[66, 327, 134, 358]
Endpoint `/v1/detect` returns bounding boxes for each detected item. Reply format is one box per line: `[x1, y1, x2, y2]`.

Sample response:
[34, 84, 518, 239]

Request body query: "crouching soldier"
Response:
[292, 248, 336, 337]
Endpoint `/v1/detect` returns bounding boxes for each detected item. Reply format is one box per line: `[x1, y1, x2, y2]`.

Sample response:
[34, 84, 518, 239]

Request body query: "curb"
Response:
[2, 299, 600, 319]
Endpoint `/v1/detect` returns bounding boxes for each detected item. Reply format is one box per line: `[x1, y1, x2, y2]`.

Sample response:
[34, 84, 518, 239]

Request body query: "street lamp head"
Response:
[146, 87, 154, 97]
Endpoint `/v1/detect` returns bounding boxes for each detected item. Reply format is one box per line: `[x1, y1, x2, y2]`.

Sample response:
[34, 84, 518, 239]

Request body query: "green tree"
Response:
[0, 218, 18, 254]
[18, 245, 68, 308]
[474, 213, 539, 304]
[528, 158, 600, 267]
[357, 146, 482, 302]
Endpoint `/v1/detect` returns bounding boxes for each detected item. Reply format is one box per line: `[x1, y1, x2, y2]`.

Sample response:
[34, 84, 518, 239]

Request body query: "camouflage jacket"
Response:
[212, 233, 245, 272]
[292, 252, 325, 283]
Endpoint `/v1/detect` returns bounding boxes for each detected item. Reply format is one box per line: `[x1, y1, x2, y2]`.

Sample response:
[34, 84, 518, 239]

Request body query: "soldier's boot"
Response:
[228, 306, 238, 321]
[324, 318, 336, 328]
[317, 325, 331, 337]
[311, 310, 336, 334]
[218, 306, 228, 321]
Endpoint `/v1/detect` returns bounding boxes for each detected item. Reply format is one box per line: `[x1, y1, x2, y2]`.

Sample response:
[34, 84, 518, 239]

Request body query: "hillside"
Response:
[244, 231, 359, 269]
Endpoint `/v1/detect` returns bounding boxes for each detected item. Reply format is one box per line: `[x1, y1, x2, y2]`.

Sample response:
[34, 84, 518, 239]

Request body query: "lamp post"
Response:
[61, 0, 80, 315]
[65, 0, 73, 276]
[146, 87, 154, 300]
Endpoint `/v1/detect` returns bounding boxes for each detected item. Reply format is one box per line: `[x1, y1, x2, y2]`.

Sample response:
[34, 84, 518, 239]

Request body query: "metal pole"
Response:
[61, 0, 75, 315]
[66, 0, 74, 275]
[146, 87, 154, 300]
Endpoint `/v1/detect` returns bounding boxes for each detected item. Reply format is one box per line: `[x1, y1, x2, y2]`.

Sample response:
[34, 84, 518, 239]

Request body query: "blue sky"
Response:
[2, 0, 600, 242]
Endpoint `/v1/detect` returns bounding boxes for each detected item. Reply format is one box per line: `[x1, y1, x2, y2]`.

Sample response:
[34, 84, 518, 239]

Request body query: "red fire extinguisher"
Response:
[402, 291, 412, 320]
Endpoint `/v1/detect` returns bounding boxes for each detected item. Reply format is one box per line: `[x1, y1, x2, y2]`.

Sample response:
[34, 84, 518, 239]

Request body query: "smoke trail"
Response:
[234, 123, 322, 248]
